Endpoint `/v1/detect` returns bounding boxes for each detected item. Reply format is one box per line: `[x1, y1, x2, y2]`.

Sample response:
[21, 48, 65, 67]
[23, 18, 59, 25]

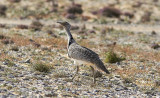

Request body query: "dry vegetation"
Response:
[114, 45, 160, 62]
[0, 0, 160, 97]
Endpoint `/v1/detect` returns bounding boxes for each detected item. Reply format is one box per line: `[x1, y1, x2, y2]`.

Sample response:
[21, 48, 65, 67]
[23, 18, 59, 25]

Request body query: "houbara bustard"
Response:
[57, 21, 110, 83]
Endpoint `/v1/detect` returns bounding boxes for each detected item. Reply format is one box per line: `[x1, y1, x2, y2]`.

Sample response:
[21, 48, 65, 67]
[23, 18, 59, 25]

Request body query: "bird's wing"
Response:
[68, 43, 99, 63]
[68, 43, 110, 74]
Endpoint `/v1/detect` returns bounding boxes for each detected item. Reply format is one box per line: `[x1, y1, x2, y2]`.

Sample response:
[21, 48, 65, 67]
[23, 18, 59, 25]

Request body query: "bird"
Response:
[57, 21, 110, 84]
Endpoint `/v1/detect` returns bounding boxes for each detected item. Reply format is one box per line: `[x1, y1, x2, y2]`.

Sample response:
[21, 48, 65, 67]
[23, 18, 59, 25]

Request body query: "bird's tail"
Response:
[104, 69, 110, 74]
[93, 58, 110, 74]
[95, 61, 110, 74]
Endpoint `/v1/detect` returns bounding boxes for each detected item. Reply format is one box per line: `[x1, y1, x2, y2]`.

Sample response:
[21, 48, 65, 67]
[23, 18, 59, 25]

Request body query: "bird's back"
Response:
[68, 43, 109, 74]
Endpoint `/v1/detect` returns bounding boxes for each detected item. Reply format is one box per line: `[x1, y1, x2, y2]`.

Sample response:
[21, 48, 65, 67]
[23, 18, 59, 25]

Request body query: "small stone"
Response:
[130, 96, 137, 98]
[45, 92, 57, 97]
[77, 30, 85, 34]
[151, 31, 156, 35]
[54, 64, 61, 66]
[150, 43, 160, 49]
[17, 24, 28, 29]
[18, 74, 24, 77]
[102, 94, 109, 97]
[88, 30, 96, 34]
[65, 14, 77, 19]
[51, 7, 58, 12]
[0, 34, 8, 39]
[115, 86, 124, 91]
[1, 39, 14, 45]
[33, 42, 41, 47]
[46, 30, 57, 38]
[64, 88, 70, 91]
[8, 0, 21, 3]
[24, 59, 30, 63]
[66, 3, 83, 15]
[141, 11, 151, 22]
[41, 47, 50, 51]
[29, 39, 35, 42]
[116, 62, 121, 65]
[0, 78, 4, 81]
[30, 20, 43, 31]
[155, 81, 160, 86]
[0, 24, 6, 28]
[94, 90, 100, 92]
[23, 77, 30, 80]
[62, 94, 72, 97]
[70, 26, 79, 30]
[145, 90, 155, 96]
[11, 46, 19, 51]
[115, 75, 121, 78]
[157, 92, 160, 96]
[0, 5, 7, 16]
[82, 72, 89, 76]
[87, 91, 91, 93]
[8, 93, 15, 96]
[3, 61, 8, 65]
[0, 89, 7, 93]
[0, 67, 4, 71]
[46, 30, 53, 35]
[131, 83, 137, 87]
[82, 15, 90, 21]
[8, 74, 14, 78]
[92, 6, 122, 18]
[20, 88, 29, 93]
[139, 65, 144, 70]
[0, 95, 7, 98]
[123, 12, 134, 18]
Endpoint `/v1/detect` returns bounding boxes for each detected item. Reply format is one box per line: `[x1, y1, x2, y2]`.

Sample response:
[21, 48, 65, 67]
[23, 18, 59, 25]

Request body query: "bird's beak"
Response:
[57, 21, 62, 24]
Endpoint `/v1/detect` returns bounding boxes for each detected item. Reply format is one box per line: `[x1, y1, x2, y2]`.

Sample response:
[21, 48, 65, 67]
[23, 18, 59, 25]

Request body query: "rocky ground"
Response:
[0, 0, 160, 97]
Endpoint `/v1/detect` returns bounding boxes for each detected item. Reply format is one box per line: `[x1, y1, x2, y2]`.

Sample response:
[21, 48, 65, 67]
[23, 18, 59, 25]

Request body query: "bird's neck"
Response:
[65, 27, 73, 40]
[65, 27, 76, 48]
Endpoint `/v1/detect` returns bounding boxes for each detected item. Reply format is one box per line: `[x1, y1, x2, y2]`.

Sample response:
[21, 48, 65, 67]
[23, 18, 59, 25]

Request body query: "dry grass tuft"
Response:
[10, 46, 19, 51]
[78, 39, 94, 48]
[104, 51, 125, 63]
[0, 34, 9, 39]
[35, 37, 67, 48]
[0, 43, 4, 48]
[53, 71, 68, 78]
[114, 45, 160, 62]
[31, 62, 50, 73]
[11, 35, 31, 46]
[1, 39, 14, 45]
[4, 59, 15, 67]
[0, 53, 12, 61]
[30, 20, 43, 31]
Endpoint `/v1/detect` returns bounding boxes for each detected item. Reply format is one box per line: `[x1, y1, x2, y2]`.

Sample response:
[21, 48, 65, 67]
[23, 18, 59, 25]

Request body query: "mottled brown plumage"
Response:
[57, 21, 109, 83]
[68, 43, 109, 74]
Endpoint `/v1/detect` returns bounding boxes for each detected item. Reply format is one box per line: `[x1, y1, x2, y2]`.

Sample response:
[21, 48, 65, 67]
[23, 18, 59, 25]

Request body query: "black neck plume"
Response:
[65, 27, 76, 47]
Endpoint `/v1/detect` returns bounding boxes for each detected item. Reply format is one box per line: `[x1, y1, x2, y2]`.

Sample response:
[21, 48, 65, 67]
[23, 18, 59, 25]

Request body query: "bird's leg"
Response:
[72, 66, 79, 80]
[90, 66, 96, 84]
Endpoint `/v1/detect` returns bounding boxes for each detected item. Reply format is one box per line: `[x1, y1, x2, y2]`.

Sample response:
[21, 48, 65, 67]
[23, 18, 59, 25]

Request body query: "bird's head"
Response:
[57, 21, 71, 29]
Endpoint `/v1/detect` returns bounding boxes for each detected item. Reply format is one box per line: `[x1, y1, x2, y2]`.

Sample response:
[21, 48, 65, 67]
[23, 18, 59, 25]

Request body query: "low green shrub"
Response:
[105, 51, 125, 63]
[32, 62, 50, 73]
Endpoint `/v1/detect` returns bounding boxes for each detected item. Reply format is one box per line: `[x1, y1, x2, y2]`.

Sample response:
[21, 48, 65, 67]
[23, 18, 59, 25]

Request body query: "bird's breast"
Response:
[73, 59, 93, 66]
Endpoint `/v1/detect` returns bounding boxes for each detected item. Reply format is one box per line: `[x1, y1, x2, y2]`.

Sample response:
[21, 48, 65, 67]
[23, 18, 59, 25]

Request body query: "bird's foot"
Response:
[64, 78, 73, 82]
[72, 66, 79, 80]
[90, 83, 96, 87]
